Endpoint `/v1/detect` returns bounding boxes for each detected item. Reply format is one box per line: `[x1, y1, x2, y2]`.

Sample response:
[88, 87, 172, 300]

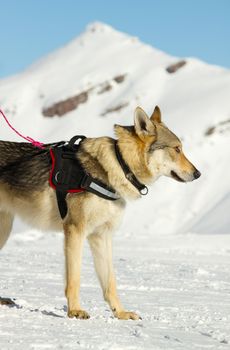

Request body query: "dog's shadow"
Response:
[0, 296, 64, 318]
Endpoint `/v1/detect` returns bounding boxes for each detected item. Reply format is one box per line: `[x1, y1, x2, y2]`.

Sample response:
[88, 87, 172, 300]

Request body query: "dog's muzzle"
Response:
[171, 169, 201, 182]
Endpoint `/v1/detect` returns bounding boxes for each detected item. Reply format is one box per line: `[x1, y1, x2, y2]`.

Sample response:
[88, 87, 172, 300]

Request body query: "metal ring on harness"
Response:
[140, 186, 148, 195]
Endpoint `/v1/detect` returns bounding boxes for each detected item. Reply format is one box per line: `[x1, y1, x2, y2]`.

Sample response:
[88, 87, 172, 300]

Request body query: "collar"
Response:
[114, 140, 148, 196]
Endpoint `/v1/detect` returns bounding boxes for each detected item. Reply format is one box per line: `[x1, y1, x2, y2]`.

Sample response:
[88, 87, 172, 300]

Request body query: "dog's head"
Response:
[115, 106, 201, 183]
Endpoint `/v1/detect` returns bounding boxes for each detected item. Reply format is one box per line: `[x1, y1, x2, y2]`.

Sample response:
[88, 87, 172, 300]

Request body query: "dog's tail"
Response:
[0, 211, 14, 249]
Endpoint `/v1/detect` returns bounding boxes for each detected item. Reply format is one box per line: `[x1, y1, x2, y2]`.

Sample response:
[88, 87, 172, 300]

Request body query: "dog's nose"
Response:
[193, 169, 201, 179]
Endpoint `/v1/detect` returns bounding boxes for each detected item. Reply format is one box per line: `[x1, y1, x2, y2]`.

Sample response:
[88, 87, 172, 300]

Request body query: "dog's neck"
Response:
[79, 137, 153, 200]
[116, 136, 153, 184]
[114, 140, 148, 195]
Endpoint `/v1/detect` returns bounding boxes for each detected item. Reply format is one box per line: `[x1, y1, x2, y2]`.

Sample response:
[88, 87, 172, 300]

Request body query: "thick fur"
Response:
[0, 106, 200, 319]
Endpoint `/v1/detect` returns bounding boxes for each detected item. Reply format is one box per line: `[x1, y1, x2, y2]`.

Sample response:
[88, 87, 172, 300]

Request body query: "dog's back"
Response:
[0, 141, 39, 168]
[0, 141, 51, 190]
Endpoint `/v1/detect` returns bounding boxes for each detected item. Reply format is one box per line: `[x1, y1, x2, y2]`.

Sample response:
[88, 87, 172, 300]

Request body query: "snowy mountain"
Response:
[0, 22, 230, 235]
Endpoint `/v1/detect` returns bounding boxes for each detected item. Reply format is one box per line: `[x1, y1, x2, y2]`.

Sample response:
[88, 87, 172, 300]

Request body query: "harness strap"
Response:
[81, 175, 120, 200]
[56, 190, 68, 220]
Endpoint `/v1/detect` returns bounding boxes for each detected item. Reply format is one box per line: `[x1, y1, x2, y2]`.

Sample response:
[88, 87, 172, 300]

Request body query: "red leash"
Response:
[0, 109, 44, 149]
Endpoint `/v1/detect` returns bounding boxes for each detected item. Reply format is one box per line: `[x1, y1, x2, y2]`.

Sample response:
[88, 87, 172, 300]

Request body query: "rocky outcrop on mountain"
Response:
[166, 60, 186, 73]
[101, 102, 129, 116]
[43, 91, 89, 117]
[42, 74, 127, 117]
[205, 118, 230, 136]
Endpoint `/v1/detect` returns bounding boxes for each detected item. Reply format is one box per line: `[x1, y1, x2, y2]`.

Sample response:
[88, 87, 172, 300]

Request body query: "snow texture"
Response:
[0, 22, 230, 349]
[1, 231, 230, 349]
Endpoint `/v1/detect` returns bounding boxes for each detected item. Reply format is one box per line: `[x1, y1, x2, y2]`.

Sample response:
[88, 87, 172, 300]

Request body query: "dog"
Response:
[0, 106, 201, 320]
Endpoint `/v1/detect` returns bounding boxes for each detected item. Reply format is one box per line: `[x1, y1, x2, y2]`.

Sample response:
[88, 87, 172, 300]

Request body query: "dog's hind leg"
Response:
[0, 211, 14, 249]
[64, 222, 89, 319]
[88, 228, 141, 320]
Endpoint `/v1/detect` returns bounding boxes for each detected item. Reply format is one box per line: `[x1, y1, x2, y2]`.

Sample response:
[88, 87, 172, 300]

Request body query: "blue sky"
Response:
[0, 0, 229, 78]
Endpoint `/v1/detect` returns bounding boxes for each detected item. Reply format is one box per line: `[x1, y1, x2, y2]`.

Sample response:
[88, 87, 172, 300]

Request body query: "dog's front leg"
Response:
[64, 223, 89, 319]
[88, 230, 141, 320]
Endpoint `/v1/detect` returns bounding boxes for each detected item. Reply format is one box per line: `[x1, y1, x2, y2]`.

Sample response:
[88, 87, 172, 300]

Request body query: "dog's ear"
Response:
[150, 105, 162, 123]
[134, 107, 156, 141]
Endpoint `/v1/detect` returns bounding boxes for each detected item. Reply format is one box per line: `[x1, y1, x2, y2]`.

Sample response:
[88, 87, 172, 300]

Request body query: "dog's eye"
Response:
[175, 147, 181, 153]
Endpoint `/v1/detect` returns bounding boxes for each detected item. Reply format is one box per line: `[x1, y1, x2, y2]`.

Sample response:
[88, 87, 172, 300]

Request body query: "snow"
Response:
[0, 22, 230, 349]
[1, 231, 230, 349]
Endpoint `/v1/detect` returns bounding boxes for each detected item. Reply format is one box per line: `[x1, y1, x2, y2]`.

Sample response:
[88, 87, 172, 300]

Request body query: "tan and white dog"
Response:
[0, 106, 201, 319]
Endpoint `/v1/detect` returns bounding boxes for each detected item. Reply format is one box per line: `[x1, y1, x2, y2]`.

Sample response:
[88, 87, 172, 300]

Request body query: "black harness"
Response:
[49, 136, 148, 219]
[49, 136, 119, 219]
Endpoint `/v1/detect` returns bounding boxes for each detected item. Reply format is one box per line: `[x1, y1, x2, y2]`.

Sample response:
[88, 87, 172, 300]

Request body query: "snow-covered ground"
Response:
[1, 22, 230, 349]
[1, 228, 230, 349]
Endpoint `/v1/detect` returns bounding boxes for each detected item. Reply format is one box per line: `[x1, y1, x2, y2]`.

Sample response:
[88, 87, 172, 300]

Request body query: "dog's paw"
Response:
[68, 309, 90, 319]
[115, 311, 141, 320]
